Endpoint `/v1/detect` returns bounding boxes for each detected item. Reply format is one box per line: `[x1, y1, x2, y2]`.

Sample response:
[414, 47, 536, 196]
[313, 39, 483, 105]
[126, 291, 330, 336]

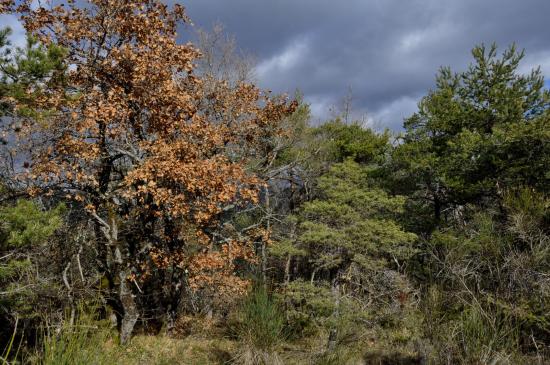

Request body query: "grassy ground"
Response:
[32, 322, 368, 365]
[99, 334, 365, 365]
[110, 335, 236, 365]
[105, 333, 548, 365]
[15, 326, 548, 365]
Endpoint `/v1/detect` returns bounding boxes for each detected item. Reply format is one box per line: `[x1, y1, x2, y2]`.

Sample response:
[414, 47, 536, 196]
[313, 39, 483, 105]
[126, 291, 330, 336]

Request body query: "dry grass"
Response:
[111, 335, 236, 365]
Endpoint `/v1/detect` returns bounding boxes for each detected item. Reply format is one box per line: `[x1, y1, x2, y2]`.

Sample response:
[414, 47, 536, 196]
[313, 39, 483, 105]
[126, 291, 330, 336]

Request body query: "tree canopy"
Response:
[0, 2, 548, 363]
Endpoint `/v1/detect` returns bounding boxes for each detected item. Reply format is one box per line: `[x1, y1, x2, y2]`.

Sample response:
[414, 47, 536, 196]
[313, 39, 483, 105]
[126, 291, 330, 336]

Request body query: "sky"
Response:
[180, 0, 550, 129]
[2, 0, 550, 130]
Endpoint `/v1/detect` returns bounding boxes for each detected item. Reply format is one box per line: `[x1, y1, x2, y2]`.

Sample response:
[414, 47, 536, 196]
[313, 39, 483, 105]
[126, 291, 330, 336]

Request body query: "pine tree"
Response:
[393, 44, 550, 227]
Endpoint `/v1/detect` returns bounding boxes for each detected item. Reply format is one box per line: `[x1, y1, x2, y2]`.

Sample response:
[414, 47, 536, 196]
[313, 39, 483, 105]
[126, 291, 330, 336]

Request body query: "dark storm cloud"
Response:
[2, 1, 549, 129]
[181, 0, 550, 129]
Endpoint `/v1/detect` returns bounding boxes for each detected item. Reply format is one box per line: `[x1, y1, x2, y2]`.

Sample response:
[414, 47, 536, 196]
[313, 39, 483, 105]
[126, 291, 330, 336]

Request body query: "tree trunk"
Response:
[284, 254, 292, 286]
[327, 328, 337, 352]
[119, 270, 138, 345]
[434, 196, 441, 224]
[262, 185, 270, 288]
[327, 273, 341, 352]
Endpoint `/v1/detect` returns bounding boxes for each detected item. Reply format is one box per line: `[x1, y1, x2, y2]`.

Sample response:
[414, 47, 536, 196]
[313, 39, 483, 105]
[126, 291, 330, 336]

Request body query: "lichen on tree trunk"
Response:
[119, 270, 139, 345]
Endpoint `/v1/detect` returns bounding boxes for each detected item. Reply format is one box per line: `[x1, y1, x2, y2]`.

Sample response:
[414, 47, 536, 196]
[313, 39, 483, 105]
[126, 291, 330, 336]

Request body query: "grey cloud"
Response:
[3, 1, 549, 129]
[181, 0, 550, 129]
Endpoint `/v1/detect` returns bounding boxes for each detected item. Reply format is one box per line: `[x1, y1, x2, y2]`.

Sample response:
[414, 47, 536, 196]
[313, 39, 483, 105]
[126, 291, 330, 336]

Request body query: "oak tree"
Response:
[2, 0, 295, 342]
